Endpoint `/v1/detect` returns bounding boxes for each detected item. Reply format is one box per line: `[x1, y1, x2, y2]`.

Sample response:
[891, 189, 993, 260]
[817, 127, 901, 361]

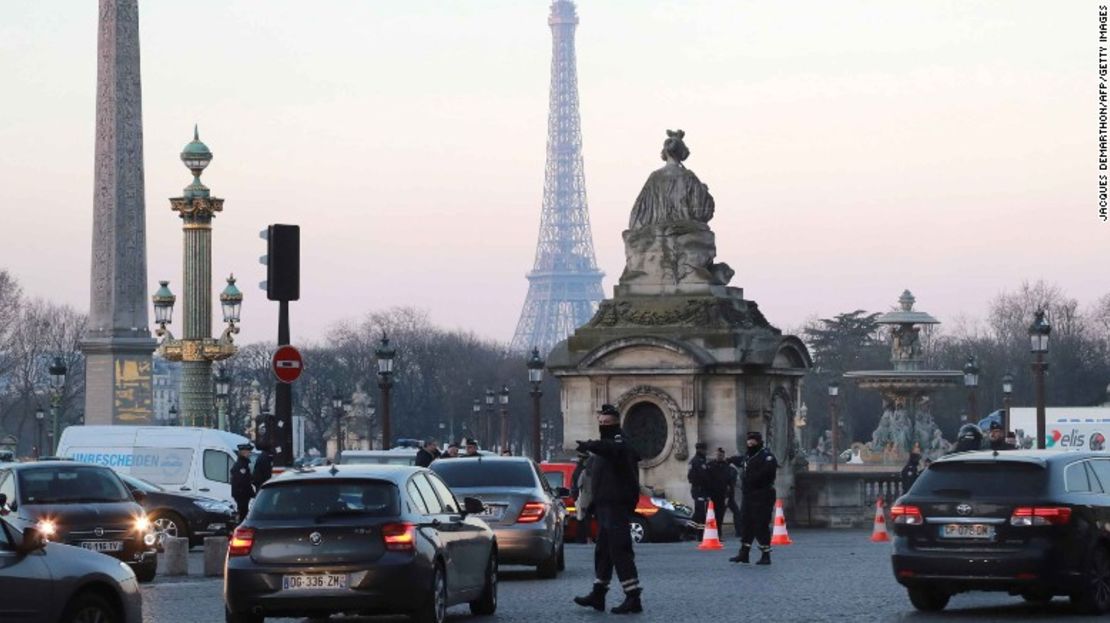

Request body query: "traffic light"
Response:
[259, 224, 300, 301]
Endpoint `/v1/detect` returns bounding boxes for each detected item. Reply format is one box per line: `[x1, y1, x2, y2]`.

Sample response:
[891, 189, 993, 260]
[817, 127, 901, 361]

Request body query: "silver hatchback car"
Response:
[430, 456, 567, 578]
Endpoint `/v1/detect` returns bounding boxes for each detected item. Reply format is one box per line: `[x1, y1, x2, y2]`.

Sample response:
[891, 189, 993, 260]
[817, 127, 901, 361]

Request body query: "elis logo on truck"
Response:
[1045, 429, 1107, 450]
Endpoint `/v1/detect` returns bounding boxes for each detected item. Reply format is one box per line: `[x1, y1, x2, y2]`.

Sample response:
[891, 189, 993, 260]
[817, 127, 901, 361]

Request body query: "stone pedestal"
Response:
[204, 537, 227, 576]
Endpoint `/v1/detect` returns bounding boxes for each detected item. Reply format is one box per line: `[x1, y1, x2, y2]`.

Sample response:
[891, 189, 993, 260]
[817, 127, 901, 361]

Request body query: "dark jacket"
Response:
[988, 437, 1015, 451]
[728, 447, 778, 497]
[900, 461, 920, 493]
[252, 452, 273, 489]
[706, 459, 732, 498]
[687, 453, 710, 497]
[230, 456, 254, 500]
[415, 447, 440, 468]
[580, 431, 640, 510]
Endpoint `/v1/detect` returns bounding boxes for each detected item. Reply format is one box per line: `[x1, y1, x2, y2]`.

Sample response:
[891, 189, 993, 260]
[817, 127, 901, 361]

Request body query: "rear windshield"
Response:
[911, 462, 1047, 498]
[430, 460, 536, 488]
[18, 466, 131, 505]
[340, 455, 414, 466]
[252, 480, 399, 520]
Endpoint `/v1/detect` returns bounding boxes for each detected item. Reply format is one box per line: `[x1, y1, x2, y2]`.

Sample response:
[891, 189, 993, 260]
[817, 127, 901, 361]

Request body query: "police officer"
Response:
[727, 431, 778, 565]
[573, 404, 643, 615]
[687, 442, 711, 532]
[952, 423, 984, 453]
[230, 443, 255, 522]
[900, 452, 921, 493]
[706, 448, 732, 537]
[987, 421, 1014, 451]
[252, 444, 274, 491]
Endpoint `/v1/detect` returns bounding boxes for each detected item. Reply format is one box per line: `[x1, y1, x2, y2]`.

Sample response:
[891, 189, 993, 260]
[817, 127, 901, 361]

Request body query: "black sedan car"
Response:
[891, 450, 1110, 613]
[0, 512, 143, 622]
[224, 464, 497, 623]
[0, 461, 158, 582]
[118, 473, 237, 547]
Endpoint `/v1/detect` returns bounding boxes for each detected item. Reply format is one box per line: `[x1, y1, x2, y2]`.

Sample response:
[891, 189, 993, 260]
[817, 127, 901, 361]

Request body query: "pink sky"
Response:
[0, 1, 1098, 345]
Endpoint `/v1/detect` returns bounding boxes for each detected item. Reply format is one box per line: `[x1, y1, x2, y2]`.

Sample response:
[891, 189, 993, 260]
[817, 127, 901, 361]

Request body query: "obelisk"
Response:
[80, 0, 156, 425]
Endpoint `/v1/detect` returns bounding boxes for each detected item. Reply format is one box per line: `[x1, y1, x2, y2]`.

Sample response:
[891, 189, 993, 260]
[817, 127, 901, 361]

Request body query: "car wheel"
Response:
[132, 559, 157, 583]
[413, 563, 447, 623]
[63, 591, 121, 623]
[556, 540, 566, 571]
[536, 543, 559, 579]
[1072, 545, 1110, 614]
[907, 587, 950, 612]
[469, 550, 498, 616]
[152, 511, 189, 548]
[629, 517, 649, 544]
[224, 605, 264, 623]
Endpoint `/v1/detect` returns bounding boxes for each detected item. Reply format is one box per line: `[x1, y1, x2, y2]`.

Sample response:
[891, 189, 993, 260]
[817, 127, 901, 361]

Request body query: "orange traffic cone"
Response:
[870, 497, 891, 543]
[770, 499, 793, 546]
[697, 501, 724, 550]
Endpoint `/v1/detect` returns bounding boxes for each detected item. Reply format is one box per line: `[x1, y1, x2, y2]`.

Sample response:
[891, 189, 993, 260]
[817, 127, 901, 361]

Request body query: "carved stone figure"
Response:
[628, 130, 715, 229]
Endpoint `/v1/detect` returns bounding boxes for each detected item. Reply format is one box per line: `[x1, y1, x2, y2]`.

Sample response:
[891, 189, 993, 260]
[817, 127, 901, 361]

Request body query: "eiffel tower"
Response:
[510, 0, 604, 354]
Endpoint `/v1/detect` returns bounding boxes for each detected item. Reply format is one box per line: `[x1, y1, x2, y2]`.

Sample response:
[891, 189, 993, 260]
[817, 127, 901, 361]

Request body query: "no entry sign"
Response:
[272, 345, 303, 384]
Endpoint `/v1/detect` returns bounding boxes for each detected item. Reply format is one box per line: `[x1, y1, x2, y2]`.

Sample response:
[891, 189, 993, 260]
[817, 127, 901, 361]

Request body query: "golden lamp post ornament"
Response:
[152, 127, 242, 428]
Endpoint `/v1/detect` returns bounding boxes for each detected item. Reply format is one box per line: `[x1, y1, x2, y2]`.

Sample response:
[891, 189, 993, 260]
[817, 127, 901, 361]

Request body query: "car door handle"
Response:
[198, 488, 210, 492]
[179, 487, 191, 491]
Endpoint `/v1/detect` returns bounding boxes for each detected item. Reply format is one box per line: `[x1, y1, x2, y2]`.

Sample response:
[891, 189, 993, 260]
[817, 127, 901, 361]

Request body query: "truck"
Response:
[1008, 407, 1110, 451]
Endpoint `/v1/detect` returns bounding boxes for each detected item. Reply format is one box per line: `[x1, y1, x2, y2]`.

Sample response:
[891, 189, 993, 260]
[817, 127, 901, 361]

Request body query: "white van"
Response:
[56, 426, 252, 504]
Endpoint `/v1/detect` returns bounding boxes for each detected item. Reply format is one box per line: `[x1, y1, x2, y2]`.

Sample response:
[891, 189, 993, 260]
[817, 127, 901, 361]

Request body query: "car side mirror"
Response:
[131, 490, 146, 504]
[462, 497, 485, 516]
[16, 527, 46, 555]
[555, 487, 571, 498]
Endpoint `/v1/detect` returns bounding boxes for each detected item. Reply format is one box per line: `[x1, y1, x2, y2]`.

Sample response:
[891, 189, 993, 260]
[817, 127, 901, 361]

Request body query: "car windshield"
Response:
[911, 461, 1048, 498]
[251, 480, 400, 520]
[544, 471, 565, 490]
[119, 474, 164, 493]
[18, 466, 131, 504]
[431, 460, 536, 488]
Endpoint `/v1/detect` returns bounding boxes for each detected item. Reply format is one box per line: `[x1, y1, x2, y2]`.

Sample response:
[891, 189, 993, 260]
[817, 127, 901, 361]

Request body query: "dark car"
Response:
[224, 464, 497, 623]
[0, 512, 143, 622]
[0, 461, 158, 582]
[431, 456, 566, 577]
[118, 473, 237, 548]
[891, 450, 1110, 613]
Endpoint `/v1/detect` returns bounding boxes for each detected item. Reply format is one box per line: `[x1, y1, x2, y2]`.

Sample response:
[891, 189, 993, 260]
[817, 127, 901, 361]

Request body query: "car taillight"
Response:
[517, 501, 548, 523]
[228, 527, 255, 556]
[890, 504, 923, 525]
[636, 505, 659, 517]
[382, 523, 416, 551]
[1010, 506, 1072, 526]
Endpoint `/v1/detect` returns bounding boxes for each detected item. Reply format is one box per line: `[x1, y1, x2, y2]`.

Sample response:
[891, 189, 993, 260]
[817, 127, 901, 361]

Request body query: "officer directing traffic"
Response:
[230, 443, 255, 522]
[573, 404, 644, 615]
[727, 431, 778, 565]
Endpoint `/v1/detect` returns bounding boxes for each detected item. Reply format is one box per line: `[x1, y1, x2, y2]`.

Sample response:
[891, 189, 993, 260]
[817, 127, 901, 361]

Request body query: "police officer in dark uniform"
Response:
[252, 444, 274, 491]
[573, 404, 644, 615]
[231, 443, 255, 522]
[706, 448, 732, 538]
[951, 424, 984, 453]
[727, 431, 778, 565]
[986, 421, 1014, 451]
[687, 442, 710, 531]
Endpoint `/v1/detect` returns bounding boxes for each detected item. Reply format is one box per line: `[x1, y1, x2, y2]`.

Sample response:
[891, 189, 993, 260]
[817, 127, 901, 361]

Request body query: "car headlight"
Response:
[134, 515, 151, 533]
[194, 499, 231, 513]
[649, 498, 675, 511]
[36, 519, 57, 539]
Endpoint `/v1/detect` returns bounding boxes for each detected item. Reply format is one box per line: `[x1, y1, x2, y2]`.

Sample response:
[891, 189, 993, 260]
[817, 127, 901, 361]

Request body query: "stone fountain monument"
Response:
[844, 291, 963, 461]
[548, 130, 811, 506]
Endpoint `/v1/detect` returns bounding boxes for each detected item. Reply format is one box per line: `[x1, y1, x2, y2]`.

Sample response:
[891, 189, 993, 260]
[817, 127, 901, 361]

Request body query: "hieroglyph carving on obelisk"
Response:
[80, 0, 157, 425]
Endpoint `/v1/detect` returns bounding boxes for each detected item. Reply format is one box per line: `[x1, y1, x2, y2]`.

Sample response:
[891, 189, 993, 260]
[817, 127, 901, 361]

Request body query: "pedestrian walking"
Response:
[900, 452, 921, 494]
[415, 439, 441, 467]
[706, 448, 732, 539]
[573, 404, 644, 615]
[252, 445, 274, 491]
[727, 431, 778, 565]
[230, 443, 255, 522]
[687, 442, 711, 532]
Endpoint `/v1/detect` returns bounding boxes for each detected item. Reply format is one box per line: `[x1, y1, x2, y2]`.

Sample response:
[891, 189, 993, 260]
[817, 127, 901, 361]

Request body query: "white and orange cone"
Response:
[770, 499, 793, 546]
[697, 500, 724, 550]
[870, 497, 891, 543]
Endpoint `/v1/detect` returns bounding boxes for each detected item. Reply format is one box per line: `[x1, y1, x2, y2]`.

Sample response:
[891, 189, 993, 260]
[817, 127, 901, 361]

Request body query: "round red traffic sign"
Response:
[272, 345, 303, 383]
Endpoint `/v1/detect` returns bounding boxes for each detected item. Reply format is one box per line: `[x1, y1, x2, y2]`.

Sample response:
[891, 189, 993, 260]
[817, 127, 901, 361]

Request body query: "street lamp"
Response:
[499, 385, 510, 454]
[962, 355, 979, 423]
[1029, 310, 1051, 449]
[168, 404, 179, 427]
[528, 347, 545, 462]
[332, 394, 345, 457]
[472, 398, 481, 445]
[214, 367, 231, 431]
[375, 334, 396, 450]
[154, 128, 241, 428]
[48, 356, 67, 455]
[1001, 372, 1014, 433]
[34, 408, 45, 459]
[828, 381, 840, 472]
[485, 388, 495, 451]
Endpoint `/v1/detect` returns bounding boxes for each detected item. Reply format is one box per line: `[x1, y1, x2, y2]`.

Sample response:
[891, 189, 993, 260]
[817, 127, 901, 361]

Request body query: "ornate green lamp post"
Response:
[962, 355, 979, 422]
[1029, 311, 1051, 449]
[527, 348, 545, 462]
[214, 367, 231, 431]
[48, 356, 67, 454]
[153, 128, 241, 427]
[375, 335, 396, 449]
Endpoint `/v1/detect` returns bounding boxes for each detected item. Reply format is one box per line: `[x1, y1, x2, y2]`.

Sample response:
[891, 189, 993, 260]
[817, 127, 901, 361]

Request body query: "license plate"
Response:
[940, 524, 995, 539]
[478, 505, 505, 520]
[80, 541, 123, 552]
[281, 574, 348, 591]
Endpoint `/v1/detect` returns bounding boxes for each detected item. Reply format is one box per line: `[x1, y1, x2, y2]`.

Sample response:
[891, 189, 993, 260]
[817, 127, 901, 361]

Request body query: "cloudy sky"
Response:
[0, 1, 1097, 345]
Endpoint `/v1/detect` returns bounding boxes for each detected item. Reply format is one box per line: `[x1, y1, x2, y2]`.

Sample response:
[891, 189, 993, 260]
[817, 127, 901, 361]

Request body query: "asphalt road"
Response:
[144, 530, 1103, 623]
